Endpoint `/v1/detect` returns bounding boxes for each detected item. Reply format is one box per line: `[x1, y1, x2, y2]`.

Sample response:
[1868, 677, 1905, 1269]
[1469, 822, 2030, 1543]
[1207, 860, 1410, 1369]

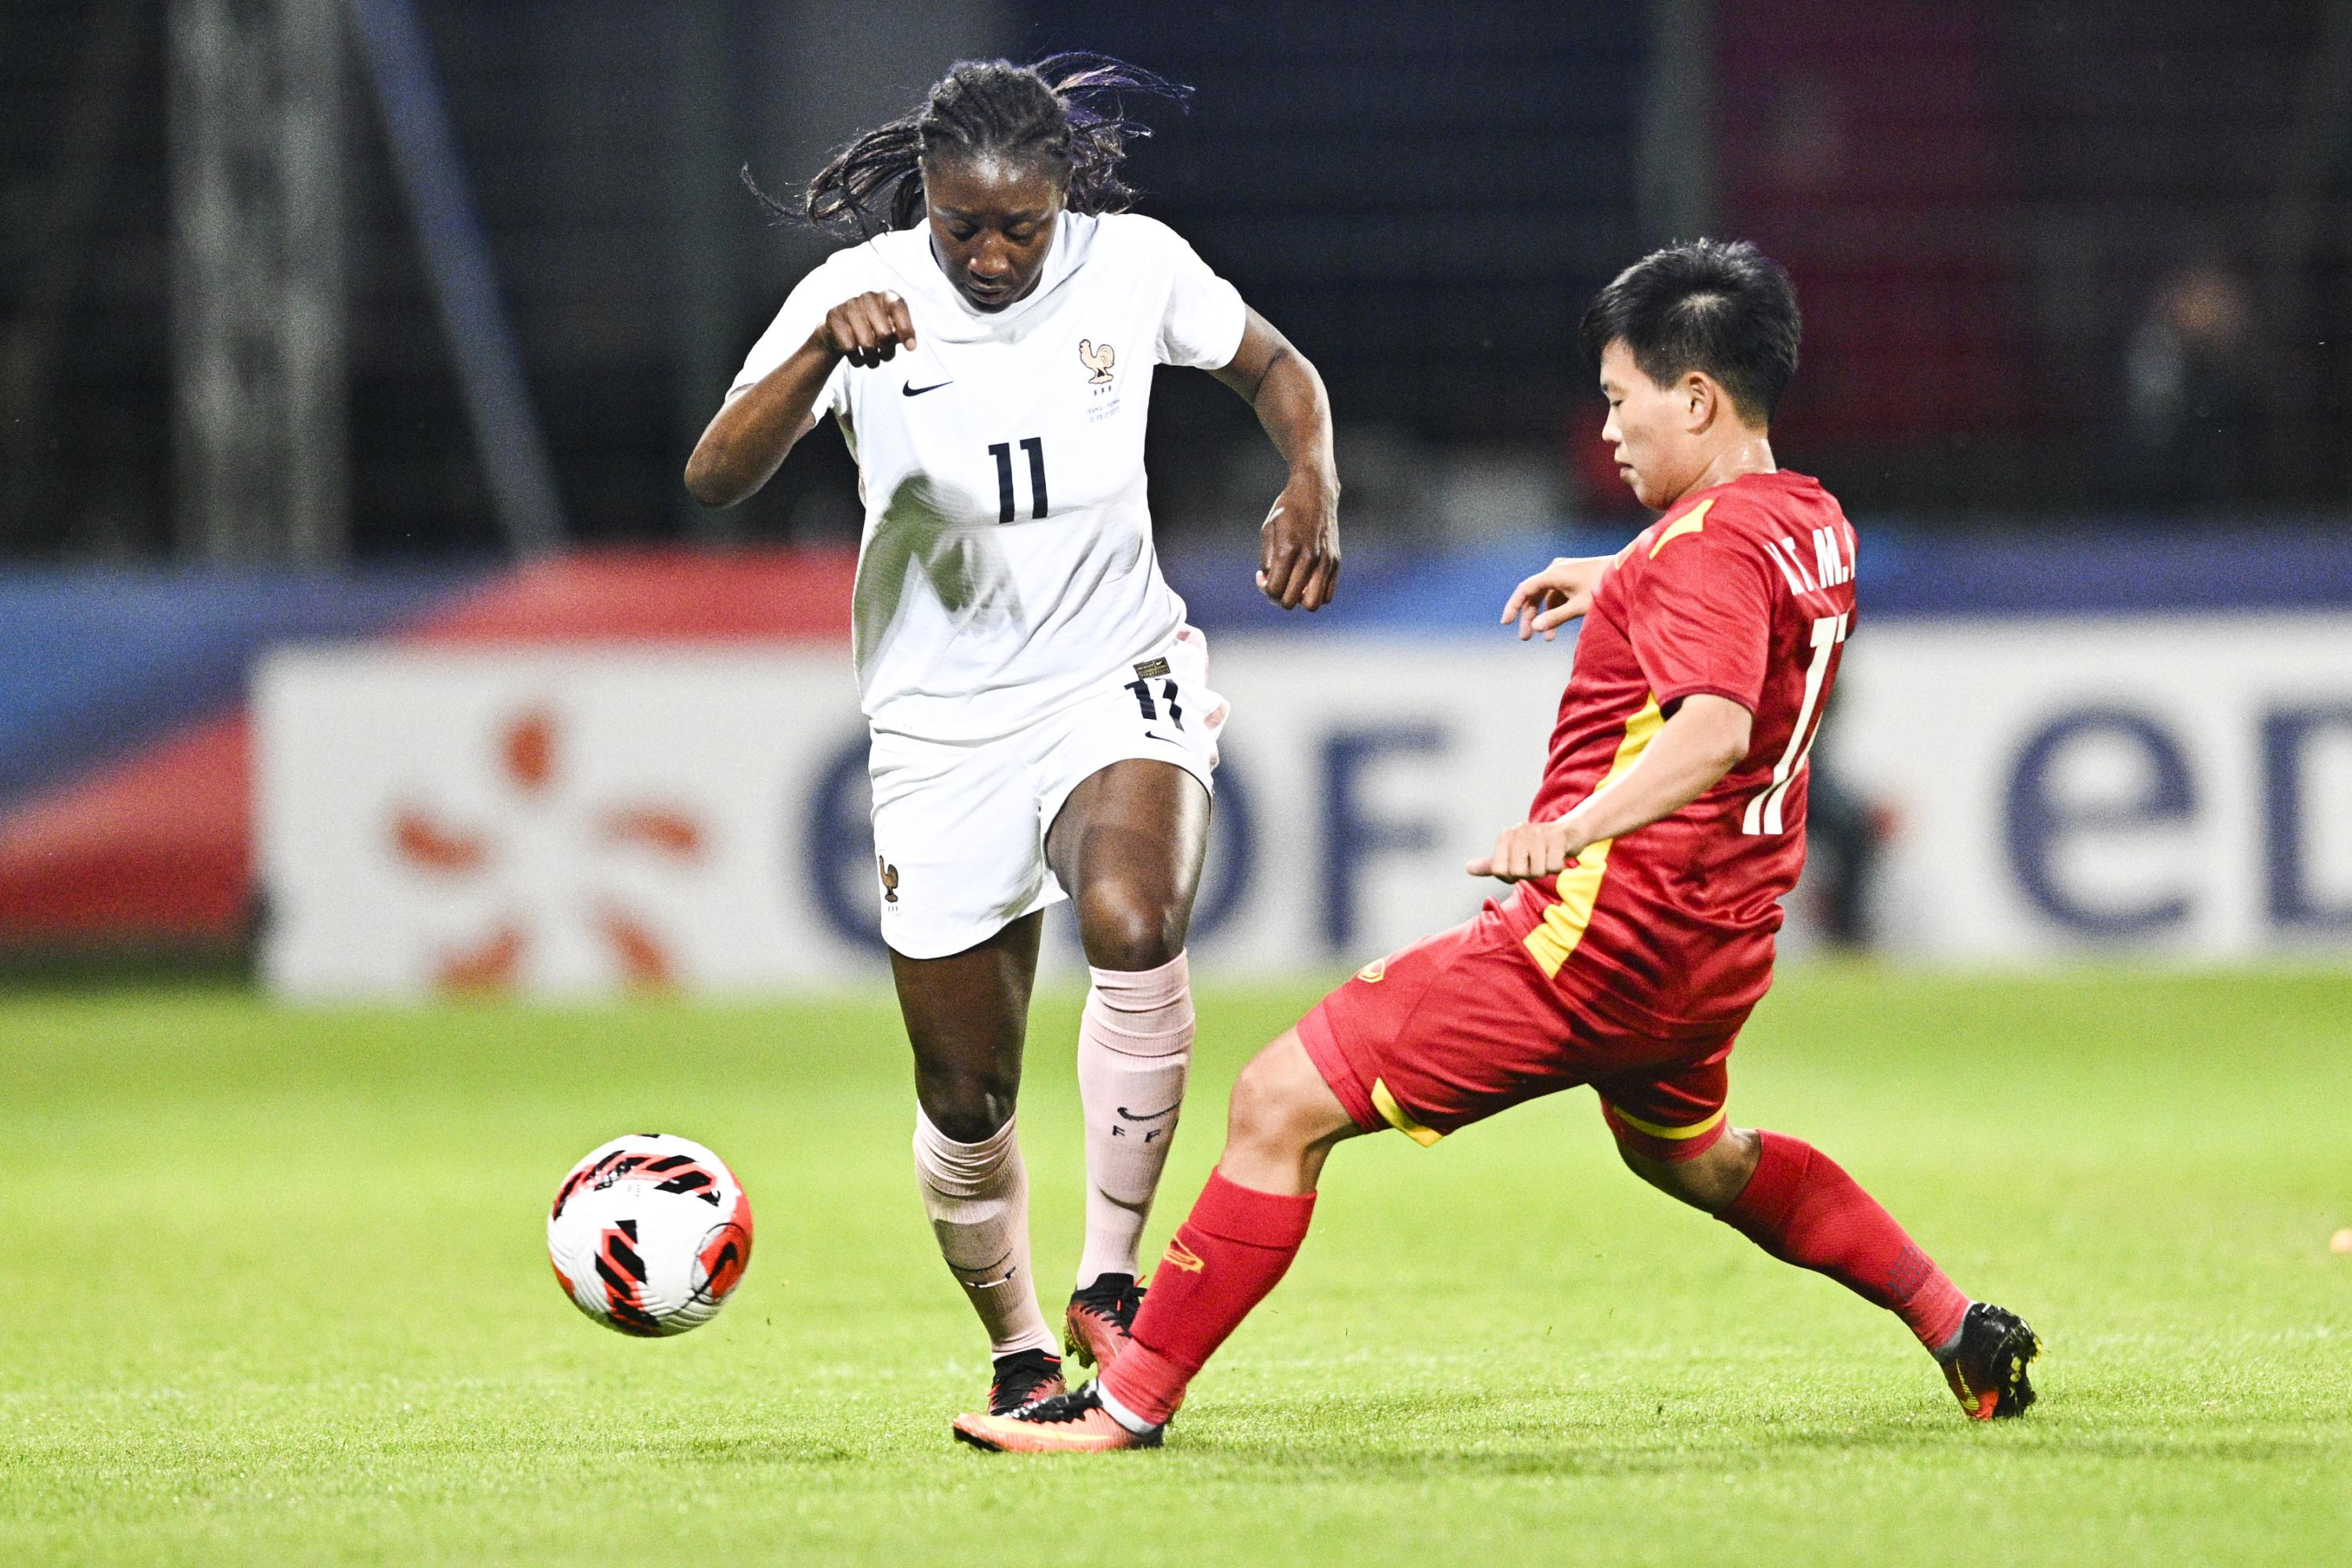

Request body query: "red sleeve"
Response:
[1626, 520, 1778, 714]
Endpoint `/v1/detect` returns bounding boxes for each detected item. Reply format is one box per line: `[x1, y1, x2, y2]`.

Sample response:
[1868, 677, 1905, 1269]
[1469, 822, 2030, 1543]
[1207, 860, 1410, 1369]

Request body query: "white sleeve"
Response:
[1152, 225, 1248, 371]
[724, 257, 859, 412]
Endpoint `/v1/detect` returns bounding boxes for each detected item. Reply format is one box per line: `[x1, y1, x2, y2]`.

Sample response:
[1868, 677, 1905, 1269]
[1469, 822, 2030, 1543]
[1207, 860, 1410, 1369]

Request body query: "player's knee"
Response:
[1618, 1142, 1709, 1208]
[1074, 880, 1186, 971]
[1619, 1126, 1759, 1213]
[915, 1067, 1019, 1145]
[1224, 1050, 1320, 1160]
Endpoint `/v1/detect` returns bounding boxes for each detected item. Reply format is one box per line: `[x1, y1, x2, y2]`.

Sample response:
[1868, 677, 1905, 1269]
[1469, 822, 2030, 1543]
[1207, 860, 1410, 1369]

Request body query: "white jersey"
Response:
[728, 211, 1247, 742]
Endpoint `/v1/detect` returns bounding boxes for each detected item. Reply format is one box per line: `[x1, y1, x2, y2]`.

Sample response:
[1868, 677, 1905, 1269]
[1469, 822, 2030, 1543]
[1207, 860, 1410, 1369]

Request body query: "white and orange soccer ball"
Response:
[547, 1134, 753, 1336]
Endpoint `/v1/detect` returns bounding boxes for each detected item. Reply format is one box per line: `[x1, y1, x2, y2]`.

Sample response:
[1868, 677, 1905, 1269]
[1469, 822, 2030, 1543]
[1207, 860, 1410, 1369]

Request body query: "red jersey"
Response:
[1504, 469, 1858, 1035]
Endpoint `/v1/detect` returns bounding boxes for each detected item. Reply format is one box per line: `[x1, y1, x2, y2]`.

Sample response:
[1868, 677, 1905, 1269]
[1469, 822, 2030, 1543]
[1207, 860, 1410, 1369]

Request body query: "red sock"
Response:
[1100, 1168, 1316, 1425]
[1719, 1131, 1970, 1354]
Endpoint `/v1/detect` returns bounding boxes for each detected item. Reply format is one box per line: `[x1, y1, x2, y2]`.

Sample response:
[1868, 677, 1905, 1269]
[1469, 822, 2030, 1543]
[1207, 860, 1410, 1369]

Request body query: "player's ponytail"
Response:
[1044, 53, 1189, 219]
[749, 53, 1189, 238]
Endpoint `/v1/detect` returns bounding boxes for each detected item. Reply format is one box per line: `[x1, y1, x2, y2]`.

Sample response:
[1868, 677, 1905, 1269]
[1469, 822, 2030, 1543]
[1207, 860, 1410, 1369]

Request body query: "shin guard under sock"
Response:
[1100, 1168, 1316, 1425]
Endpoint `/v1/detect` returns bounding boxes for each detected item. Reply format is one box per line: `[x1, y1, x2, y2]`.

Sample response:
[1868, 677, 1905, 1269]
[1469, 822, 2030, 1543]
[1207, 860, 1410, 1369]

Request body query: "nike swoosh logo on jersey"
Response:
[902, 379, 952, 397]
[1142, 730, 1184, 746]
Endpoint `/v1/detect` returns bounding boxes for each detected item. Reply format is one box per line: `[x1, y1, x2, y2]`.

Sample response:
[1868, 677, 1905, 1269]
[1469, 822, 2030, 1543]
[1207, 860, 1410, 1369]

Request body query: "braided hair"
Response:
[751, 54, 1189, 238]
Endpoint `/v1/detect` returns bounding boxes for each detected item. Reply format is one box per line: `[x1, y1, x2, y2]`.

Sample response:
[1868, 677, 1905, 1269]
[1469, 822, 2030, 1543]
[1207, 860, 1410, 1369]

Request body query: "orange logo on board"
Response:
[390, 706, 703, 993]
[1161, 1237, 1206, 1274]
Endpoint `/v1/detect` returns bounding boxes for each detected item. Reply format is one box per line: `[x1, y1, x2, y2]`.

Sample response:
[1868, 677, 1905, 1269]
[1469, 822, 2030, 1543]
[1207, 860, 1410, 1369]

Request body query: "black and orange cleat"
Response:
[1064, 1272, 1145, 1370]
[954, 1381, 1163, 1454]
[1937, 1302, 2040, 1420]
[985, 1348, 1066, 1417]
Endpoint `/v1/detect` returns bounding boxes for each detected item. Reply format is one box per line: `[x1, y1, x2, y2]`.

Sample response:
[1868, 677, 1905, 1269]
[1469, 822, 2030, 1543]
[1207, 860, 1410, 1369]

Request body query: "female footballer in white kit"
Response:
[685, 56, 1341, 1415]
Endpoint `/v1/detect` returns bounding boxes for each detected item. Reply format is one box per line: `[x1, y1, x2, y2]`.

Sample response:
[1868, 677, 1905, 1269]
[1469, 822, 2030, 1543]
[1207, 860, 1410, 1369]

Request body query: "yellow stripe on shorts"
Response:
[1606, 1102, 1727, 1142]
[1370, 1079, 1444, 1147]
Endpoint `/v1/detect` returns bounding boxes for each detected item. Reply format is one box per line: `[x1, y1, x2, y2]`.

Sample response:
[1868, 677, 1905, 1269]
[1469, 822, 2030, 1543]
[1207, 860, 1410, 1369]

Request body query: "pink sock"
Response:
[1075, 952, 1194, 1285]
[912, 1109, 1056, 1358]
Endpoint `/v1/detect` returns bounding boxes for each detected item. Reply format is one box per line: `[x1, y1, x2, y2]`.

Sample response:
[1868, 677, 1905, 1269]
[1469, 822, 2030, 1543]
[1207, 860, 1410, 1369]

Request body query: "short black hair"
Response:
[1578, 239, 1802, 424]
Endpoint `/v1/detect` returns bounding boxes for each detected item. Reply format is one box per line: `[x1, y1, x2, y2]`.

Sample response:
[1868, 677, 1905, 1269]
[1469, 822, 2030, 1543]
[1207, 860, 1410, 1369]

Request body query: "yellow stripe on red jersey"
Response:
[1523, 695, 1663, 979]
[1514, 470, 1858, 1036]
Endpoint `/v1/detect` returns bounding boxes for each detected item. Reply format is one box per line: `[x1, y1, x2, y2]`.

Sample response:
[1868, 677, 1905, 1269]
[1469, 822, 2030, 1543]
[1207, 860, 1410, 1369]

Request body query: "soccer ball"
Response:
[547, 1134, 753, 1336]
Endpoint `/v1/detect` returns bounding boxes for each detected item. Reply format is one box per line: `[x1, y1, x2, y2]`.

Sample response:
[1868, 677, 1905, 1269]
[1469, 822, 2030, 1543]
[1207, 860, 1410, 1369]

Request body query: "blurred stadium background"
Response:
[3, 0, 2350, 986]
[8, 6, 2352, 1563]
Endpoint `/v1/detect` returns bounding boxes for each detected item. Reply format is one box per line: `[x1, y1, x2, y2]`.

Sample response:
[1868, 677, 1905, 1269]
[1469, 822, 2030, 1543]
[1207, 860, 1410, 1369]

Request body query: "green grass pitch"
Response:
[6, 968, 2349, 1566]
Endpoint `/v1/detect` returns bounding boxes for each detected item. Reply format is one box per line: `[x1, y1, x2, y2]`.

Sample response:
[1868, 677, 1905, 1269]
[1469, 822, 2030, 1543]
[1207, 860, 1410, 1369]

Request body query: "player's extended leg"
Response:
[952, 1029, 1361, 1451]
[1044, 758, 1211, 1368]
[893, 913, 1067, 1414]
[1607, 1107, 2039, 1419]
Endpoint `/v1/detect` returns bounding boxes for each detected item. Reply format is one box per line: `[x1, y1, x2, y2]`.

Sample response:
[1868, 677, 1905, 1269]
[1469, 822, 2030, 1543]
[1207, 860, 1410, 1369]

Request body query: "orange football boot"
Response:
[1064, 1272, 1144, 1370]
[953, 1382, 1163, 1453]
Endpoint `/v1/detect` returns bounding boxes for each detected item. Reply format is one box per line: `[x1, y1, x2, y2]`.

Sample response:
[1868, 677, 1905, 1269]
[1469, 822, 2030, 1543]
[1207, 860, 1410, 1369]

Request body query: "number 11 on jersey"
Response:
[988, 437, 1048, 523]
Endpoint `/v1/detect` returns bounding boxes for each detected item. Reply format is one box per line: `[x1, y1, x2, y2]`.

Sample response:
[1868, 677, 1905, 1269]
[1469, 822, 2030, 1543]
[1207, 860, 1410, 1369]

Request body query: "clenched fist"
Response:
[1256, 471, 1341, 611]
[815, 290, 919, 368]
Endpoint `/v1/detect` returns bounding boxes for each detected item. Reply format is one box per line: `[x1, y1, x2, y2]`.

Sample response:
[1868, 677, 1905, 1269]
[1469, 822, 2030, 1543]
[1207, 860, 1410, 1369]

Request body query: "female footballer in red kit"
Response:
[955, 240, 2038, 1453]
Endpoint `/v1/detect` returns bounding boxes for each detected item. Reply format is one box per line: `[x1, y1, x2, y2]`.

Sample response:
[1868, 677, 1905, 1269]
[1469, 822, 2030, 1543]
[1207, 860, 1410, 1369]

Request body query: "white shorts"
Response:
[866, 626, 1227, 960]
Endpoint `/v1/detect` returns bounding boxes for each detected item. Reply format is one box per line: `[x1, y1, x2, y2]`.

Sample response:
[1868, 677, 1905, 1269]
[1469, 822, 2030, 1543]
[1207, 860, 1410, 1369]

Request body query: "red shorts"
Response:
[1297, 899, 1745, 1162]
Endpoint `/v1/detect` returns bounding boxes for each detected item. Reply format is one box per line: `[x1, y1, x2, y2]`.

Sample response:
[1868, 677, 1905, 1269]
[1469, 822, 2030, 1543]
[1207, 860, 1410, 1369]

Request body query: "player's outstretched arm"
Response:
[1468, 695, 1753, 880]
[1501, 555, 1617, 641]
[1212, 310, 1340, 612]
[684, 290, 917, 508]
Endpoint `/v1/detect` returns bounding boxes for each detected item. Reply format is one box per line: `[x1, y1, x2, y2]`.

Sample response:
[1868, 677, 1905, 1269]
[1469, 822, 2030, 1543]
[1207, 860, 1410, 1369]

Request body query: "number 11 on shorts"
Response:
[1126, 677, 1183, 728]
